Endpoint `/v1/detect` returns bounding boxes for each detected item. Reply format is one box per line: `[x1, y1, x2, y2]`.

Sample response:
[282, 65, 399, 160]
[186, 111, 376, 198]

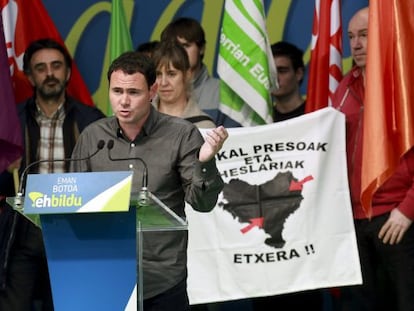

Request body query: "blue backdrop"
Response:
[41, 0, 368, 108]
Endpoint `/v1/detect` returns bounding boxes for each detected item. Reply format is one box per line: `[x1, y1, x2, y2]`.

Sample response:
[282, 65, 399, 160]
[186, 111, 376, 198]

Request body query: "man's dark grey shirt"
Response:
[71, 106, 224, 299]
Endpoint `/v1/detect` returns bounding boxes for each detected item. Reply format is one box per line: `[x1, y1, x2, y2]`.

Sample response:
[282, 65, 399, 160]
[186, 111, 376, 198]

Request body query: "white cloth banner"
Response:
[186, 107, 362, 304]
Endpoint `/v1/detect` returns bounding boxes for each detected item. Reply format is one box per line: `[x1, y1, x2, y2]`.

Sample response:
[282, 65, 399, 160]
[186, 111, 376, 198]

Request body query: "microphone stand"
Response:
[106, 139, 149, 206]
[14, 140, 105, 206]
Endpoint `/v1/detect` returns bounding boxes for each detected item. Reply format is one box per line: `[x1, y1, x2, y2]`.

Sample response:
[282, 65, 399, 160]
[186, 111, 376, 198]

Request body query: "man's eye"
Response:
[34, 65, 46, 73]
[52, 63, 62, 70]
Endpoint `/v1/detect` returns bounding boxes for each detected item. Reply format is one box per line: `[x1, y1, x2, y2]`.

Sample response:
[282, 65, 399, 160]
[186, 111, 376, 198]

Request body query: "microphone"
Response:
[15, 140, 106, 205]
[106, 139, 149, 205]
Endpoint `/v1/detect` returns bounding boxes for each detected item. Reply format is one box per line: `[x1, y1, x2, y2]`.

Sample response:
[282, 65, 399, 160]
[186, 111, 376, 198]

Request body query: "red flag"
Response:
[361, 1, 414, 216]
[306, 0, 342, 113]
[0, 14, 22, 173]
[0, 0, 93, 106]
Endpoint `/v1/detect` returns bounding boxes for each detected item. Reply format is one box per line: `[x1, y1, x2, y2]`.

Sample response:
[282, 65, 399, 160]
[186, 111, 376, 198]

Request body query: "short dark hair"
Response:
[271, 41, 304, 72]
[136, 40, 160, 57]
[160, 17, 206, 49]
[107, 51, 156, 88]
[23, 38, 72, 74]
[152, 41, 190, 73]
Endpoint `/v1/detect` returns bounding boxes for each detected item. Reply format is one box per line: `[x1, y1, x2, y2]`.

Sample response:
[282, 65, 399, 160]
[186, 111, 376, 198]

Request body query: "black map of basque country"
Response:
[218, 171, 313, 249]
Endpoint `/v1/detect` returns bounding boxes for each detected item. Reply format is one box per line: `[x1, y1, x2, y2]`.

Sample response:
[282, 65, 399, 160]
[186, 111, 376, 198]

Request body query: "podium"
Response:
[8, 171, 187, 311]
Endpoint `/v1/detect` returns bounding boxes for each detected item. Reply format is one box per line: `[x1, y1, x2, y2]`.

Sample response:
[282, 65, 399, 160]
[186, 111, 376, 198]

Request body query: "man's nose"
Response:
[120, 93, 130, 105]
[45, 65, 54, 76]
[351, 37, 361, 49]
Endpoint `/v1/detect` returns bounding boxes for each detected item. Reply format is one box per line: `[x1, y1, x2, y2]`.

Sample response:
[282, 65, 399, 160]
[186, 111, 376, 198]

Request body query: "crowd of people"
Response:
[1, 5, 413, 311]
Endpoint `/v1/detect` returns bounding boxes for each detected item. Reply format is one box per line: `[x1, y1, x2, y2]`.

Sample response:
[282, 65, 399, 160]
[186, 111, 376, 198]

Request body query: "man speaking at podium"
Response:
[70, 51, 228, 311]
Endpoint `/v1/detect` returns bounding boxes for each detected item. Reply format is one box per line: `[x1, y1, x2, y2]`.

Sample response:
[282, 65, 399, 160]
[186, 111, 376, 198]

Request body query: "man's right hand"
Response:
[378, 208, 413, 245]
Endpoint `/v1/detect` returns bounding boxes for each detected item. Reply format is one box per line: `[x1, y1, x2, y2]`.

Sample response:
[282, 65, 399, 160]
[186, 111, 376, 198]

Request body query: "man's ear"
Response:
[296, 67, 304, 83]
[27, 74, 35, 86]
[199, 44, 206, 58]
[66, 68, 72, 82]
[149, 82, 158, 100]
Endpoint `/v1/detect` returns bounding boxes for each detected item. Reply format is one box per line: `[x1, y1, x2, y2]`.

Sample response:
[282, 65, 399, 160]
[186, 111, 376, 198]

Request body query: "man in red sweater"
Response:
[333, 7, 414, 311]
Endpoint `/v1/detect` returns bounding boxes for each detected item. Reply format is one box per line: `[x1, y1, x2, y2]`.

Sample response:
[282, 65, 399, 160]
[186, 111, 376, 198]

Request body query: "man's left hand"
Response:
[199, 126, 228, 162]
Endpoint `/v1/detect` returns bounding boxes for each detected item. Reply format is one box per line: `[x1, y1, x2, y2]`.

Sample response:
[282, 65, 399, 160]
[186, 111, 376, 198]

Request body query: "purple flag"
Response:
[0, 14, 22, 173]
